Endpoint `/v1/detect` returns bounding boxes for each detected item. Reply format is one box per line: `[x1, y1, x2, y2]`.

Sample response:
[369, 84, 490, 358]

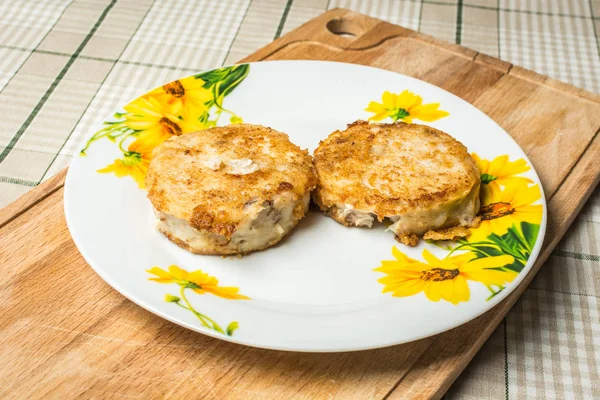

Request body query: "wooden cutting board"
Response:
[1, 8, 599, 399]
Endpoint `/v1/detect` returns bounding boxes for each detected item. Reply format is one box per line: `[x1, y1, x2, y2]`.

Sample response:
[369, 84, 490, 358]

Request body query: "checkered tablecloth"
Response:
[1, 0, 598, 398]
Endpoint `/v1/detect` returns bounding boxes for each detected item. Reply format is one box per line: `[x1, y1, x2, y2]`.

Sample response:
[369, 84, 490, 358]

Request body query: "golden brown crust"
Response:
[423, 226, 470, 241]
[189, 209, 236, 237]
[146, 124, 317, 238]
[313, 120, 480, 219]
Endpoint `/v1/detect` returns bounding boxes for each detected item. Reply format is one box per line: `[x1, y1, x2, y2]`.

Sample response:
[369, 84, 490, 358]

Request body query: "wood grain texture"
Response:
[1, 8, 600, 400]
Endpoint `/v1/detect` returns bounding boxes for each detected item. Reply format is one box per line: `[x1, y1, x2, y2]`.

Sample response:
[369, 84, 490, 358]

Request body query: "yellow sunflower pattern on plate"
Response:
[96, 139, 153, 188]
[454, 154, 543, 294]
[147, 265, 249, 336]
[365, 89, 449, 123]
[373, 147, 542, 303]
[364, 90, 542, 304]
[375, 248, 515, 305]
[472, 154, 533, 203]
[467, 153, 543, 255]
[81, 64, 249, 188]
[470, 180, 542, 242]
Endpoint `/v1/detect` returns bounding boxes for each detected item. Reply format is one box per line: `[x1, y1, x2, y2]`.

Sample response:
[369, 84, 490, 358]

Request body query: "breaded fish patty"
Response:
[146, 124, 317, 255]
[313, 121, 480, 244]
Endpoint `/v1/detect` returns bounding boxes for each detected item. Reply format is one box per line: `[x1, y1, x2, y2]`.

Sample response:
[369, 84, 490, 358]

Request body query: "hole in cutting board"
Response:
[326, 18, 361, 38]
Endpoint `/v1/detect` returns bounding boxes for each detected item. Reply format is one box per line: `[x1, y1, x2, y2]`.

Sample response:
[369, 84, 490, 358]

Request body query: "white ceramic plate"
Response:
[65, 60, 546, 352]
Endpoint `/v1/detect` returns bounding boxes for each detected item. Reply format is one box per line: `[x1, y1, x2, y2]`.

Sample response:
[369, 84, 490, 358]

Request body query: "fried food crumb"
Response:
[469, 215, 482, 229]
[395, 233, 419, 247]
[423, 226, 470, 241]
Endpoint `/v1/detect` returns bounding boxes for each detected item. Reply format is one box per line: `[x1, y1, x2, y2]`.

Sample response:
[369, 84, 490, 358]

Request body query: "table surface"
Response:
[0, 1, 598, 399]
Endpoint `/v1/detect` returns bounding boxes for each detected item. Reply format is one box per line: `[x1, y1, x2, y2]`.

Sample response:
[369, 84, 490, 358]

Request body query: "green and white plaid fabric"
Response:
[1, 0, 598, 398]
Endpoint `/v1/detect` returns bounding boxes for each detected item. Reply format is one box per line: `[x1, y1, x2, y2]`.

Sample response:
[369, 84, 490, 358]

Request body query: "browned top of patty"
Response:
[313, 120, 480, 219]
[146, 124, 317, 237]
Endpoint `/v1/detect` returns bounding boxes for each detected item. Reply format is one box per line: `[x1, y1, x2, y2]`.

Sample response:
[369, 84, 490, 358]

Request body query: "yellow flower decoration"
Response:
[97, 139, 152, 188]
[375, 247, 515, 304]
[470, 180, 543, 242]
[178, 106, 212, 134]
[147, 265, 249, 300]
[147, 76, 212, 118]
[147, 265, 248, 336]
[472, 154, 533, 201]
[123, 96, 183, 148]
[365, 90, 449, 123]
[123, 92, 209, 150]
[81, 65, 249, 188]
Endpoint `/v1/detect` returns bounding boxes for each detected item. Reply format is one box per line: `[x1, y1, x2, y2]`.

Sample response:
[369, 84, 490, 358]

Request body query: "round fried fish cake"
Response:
[146, 124, 317, 255]
[313, 121, 480, 242]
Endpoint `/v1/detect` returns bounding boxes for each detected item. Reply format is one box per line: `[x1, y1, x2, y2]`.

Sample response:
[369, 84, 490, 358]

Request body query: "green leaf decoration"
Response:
[503, 259, 525, 273]
[218, 64, 250, 97]
[494, 222, 539, 273]
[226, 321, 239, 336]
[471, 244, 524, 273]
[480, 173, 497, 184]
[455, 221, 541, 277]
[488, 224, 531, 263]
[195, 67, 230, 87]
[469, 245, 506, 259]
[195, 64, 250, 98]
[521, 222, 540, 252]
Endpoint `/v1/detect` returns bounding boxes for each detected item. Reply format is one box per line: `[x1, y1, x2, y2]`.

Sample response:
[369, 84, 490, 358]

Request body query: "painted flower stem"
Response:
[214, 103, 236, 116]
[446, 241, 492, 257]
[173, 302, 212, 329]
[211, 83, 240, 118]
[108, 128, 133, 142]
[179, 285, 225, 334]
[148, 265, 248, 336]
[214, 107, 223, 125]
[118, 133, 134, 153]
[485, 285, 504, 301]
[80, 128, 116, 155]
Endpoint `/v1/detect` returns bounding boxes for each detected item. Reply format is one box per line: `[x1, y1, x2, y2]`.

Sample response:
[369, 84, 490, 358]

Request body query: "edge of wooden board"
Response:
[0, 169, 67, 228]
[241, 8, 600, 104]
